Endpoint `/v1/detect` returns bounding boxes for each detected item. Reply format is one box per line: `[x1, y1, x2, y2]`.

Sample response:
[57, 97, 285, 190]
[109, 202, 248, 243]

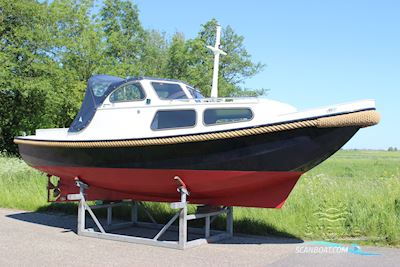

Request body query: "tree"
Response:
[0, 0, 102, 153]
[165, 19, 266, 97]
[47, 0, 102, 127]
[140, 30, 168, 77]
[0, 0, 55, 153]
[200, 19, 266, 96]
[165, 32, 189, 80]
[100, 0, 145, 77]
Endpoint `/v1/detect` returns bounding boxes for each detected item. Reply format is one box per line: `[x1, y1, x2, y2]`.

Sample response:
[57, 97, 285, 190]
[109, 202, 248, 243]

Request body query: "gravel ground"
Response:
[0, 208, 398, 267]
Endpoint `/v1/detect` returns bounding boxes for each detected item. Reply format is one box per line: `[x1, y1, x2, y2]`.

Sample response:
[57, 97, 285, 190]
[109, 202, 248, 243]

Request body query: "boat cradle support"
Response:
[73, 177, 233, 249]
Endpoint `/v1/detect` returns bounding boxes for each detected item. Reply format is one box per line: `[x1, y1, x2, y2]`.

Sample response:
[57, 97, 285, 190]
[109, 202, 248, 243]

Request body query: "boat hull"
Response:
[16, 126, 359, 208]
[37, 167, 302, 208]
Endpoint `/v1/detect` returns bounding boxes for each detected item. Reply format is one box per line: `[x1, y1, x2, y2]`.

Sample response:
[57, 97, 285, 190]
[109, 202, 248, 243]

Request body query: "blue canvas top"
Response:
[68, 75, 124, 133]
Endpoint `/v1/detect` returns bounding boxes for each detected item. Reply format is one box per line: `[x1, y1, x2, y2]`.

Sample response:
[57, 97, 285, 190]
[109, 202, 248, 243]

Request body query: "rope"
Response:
[14, 110, 380, 148]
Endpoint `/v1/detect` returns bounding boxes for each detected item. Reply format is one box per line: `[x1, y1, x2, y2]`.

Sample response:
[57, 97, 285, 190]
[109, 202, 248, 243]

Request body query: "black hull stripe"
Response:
[18, 126, 359, 172]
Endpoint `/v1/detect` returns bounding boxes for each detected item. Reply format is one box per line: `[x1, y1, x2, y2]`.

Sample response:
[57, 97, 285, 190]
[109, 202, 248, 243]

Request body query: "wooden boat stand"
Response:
[73, 177, 233, 249]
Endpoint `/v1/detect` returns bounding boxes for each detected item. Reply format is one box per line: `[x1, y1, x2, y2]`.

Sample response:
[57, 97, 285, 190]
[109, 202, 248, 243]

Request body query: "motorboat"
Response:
[14, 28, 380, 209]
[14, 75, 380, 208]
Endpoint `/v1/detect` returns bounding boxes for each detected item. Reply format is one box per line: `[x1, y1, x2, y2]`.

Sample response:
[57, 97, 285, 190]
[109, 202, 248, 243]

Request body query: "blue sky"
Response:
[113, 1, 399, 149]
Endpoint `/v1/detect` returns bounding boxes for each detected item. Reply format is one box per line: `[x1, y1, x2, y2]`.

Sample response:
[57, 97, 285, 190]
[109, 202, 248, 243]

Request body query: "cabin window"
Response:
[204, 108, 253, 125]
[151, 110, 196, 130]
[151, 82, 188, 100]
[109, 83, 145, 102]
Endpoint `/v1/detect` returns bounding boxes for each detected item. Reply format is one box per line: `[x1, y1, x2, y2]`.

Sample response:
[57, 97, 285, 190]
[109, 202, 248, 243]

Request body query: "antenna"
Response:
[207, 25, 227, 98]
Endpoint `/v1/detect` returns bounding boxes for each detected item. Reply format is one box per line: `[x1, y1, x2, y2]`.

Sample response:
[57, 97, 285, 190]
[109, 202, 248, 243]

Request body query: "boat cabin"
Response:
[69, 75, 205, 132]
[66, 74, 271, 140]
[28, 73, 375, 143]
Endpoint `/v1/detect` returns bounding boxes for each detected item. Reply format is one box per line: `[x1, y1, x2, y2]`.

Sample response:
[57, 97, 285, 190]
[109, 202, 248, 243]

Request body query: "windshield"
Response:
[186, 86, 204, 99]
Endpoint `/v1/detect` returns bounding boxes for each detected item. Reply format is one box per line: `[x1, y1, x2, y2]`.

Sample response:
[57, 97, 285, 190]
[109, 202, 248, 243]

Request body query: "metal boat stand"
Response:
[74, 177, 233, 249]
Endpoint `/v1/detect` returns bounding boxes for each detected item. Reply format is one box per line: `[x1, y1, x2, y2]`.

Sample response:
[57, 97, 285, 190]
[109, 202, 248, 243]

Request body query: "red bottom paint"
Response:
[37, 166, 303, 208]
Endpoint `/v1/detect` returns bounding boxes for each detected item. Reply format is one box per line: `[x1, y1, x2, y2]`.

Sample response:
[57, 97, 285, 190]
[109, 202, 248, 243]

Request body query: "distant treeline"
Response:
[0, 0, 265, 154]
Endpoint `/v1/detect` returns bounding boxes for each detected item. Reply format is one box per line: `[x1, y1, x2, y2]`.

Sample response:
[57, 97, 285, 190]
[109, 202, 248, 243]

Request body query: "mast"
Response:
[207, 25, 226, 98]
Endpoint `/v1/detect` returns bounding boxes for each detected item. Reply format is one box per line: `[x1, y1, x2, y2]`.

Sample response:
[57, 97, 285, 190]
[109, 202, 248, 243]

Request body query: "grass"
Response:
[234, 150, 400, 246]
[1, 150, 400, 246]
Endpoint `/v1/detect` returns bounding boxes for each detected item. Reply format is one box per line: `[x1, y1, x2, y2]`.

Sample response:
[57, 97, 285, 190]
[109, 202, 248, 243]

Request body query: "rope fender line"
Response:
[14, 110, 380, 148]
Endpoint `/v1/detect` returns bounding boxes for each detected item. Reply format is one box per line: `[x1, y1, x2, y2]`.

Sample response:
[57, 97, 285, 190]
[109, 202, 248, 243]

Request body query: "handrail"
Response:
[169, 97, 259, 104]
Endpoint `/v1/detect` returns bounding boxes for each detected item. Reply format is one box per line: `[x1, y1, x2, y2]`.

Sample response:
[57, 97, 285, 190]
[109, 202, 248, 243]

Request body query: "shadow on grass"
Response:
[7, 202, 303, 245]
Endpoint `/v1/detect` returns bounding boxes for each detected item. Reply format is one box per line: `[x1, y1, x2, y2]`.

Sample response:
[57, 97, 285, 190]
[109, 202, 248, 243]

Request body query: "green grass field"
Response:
[1, 150, 399, 246]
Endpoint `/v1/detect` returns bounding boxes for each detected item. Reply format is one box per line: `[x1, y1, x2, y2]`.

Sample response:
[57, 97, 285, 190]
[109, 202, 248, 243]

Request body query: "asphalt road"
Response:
[0, 208, 399, 267]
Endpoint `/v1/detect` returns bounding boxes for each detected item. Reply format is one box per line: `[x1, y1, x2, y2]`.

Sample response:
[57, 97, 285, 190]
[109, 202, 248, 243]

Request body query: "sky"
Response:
[108, 0, 399, 149]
